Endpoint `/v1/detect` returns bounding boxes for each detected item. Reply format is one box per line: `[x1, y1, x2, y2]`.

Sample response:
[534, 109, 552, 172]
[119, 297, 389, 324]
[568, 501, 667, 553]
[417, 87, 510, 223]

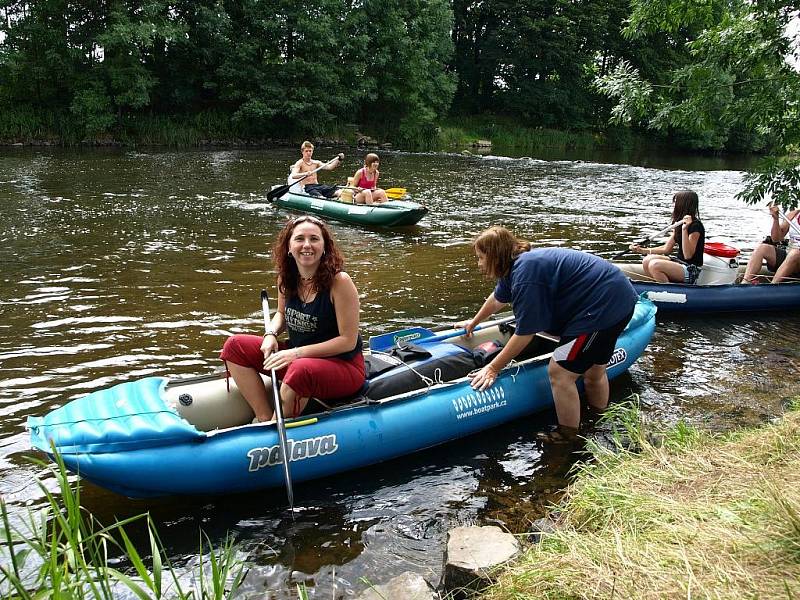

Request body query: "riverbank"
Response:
[0, 108, 653, 155]
[480, 400, 800, 599]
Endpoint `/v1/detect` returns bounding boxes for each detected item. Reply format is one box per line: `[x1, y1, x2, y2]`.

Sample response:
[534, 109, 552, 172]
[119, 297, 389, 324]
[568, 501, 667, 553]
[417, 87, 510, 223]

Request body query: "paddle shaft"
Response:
[418, 315, 517, 345]
[267, 153, 343, 201]
[774, 205, 800, 238]
[370, 315, 518, 352]
[261, 289, 295, 515]
[611, 221, 681, 261]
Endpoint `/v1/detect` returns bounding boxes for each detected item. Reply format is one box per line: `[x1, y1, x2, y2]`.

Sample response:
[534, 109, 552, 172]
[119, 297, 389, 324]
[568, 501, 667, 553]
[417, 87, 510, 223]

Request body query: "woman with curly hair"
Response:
[220, 215, 364, 422]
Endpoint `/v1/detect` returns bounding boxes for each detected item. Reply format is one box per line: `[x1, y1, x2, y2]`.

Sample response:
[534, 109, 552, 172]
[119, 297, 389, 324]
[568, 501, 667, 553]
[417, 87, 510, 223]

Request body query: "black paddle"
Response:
[611, 221, 680, 261]
[266, 153, 344, 201]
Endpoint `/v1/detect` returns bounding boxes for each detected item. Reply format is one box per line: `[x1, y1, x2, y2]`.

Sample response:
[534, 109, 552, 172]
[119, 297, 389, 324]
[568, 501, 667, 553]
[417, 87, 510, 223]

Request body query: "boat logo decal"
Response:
[178, 393, 193, 406]
[310, 200, 325, 209]
[606, 348, 627, 369]
[646, 291, 687, 304]
[452, 387, 507, 420]
[394, 331, 423, 344]
[348, 206, 370, 214]
[247, 434, 338, 472]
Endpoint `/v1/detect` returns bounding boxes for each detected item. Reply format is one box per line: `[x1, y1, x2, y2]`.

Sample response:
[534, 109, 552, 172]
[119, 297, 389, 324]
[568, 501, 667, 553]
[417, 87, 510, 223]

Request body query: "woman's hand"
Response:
[682, 214, 693, 226]
[263, 347, 301, 371]
[770, 204, 780, 219]
[469, 364, 499, 391]
[631, 244, 646, 254]
[261, 335, 279, 356]
[455, 319, 478, 337]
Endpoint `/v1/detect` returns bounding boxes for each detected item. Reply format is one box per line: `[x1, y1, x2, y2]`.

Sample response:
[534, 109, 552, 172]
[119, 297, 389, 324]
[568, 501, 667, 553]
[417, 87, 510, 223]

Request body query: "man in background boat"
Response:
[464, 226, 638, 442]
[289, 140, 342, 198]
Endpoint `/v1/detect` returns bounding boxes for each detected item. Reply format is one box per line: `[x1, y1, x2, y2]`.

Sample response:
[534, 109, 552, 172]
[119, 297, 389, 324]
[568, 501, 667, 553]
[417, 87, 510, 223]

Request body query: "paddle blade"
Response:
[369, 326, 434, 352]
[267, 183, 292, 201]
[386, 187, 407, 199]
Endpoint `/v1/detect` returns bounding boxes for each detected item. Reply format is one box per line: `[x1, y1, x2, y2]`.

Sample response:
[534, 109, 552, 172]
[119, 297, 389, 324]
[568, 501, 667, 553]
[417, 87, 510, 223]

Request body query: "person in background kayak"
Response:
[350, 153, 388, 205]
[464, 226, 638, 441]
[289, 140, 342, 198]
[630, 190, 705, 283]
[220, 215, 364, 422]
[741, 204, 800, 284]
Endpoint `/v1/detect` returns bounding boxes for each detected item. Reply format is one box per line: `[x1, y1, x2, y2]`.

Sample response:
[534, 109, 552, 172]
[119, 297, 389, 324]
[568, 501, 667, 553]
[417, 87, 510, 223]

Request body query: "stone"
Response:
[527, 517, 558, 544]
[472, 139, 492, 147]
[443, 525, 521, 593]
[354, 571, 437, 600]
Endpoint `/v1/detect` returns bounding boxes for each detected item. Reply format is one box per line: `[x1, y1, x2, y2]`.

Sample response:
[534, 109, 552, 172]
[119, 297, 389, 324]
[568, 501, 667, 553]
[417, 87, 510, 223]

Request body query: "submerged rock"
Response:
[443, 525, 521, 592]
[354, 571, 437, 600]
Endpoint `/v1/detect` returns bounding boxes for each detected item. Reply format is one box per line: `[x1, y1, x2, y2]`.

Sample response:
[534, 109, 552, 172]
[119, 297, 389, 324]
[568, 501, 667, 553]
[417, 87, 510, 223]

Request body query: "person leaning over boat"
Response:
[630, 190, 705, 284]
[742, 204, 800, 284]
[289, 140, 342, 198]
[464, 226, 638, 441]
[350, 153, 388, 205]
[220, 215, 365, 422]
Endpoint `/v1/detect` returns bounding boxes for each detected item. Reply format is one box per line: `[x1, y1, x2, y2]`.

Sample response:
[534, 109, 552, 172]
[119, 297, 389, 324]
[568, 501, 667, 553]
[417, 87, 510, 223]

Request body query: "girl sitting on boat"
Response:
[741, 204, 800, 284]
[630, 190, 705, 284]
[350, 153, 388, 205]
[220, 215, 365, 422]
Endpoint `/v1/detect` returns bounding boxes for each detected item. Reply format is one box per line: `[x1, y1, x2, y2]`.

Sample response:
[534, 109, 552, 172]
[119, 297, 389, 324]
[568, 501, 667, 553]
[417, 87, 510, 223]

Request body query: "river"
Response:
[2, 146, 798, 597]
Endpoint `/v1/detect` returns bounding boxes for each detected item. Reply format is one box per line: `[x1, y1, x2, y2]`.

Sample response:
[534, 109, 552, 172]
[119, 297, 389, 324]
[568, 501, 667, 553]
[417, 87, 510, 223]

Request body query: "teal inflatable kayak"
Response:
[271, 189, 428, 227]
[27, 299, 656, 498]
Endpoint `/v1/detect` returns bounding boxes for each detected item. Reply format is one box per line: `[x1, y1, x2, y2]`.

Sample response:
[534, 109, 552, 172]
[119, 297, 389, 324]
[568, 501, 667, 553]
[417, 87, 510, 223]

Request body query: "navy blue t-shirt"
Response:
[493, 248, 638, 337]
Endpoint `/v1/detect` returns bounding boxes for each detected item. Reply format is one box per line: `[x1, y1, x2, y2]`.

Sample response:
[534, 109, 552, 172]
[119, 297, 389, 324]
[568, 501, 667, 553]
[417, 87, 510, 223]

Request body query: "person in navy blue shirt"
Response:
[465, 226, 638, 440]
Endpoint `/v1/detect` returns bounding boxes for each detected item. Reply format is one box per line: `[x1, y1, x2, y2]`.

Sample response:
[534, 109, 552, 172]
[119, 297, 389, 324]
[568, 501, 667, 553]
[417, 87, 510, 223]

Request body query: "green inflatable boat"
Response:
[270, 189, 428, 227]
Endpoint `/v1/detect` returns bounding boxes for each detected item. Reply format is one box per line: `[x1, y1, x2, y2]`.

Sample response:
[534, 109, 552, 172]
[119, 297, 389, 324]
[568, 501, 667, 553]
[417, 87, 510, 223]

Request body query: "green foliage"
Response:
[595, 0, 800, 203]
[70, 81, 115, 138]
[0, 451, 246, 598]
[0, 0, 455, 146]
[354, 0, 456, 148]
[737, 156, 800, 210]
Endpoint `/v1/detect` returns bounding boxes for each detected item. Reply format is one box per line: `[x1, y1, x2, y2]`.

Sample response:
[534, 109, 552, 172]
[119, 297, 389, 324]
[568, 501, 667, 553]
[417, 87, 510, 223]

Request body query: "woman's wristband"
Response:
[263, 330, 278, 338]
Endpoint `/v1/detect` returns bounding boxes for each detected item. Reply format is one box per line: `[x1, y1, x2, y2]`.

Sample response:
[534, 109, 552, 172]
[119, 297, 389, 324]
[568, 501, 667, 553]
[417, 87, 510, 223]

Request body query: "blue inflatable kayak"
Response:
[28, 299, 656, 498]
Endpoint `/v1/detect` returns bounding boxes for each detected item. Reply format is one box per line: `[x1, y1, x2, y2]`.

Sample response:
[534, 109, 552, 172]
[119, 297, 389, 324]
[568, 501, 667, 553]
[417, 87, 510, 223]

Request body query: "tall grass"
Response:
[0, 451, 246, 598]
[436, 115, 601, 153]
[480, 402, 800, 599]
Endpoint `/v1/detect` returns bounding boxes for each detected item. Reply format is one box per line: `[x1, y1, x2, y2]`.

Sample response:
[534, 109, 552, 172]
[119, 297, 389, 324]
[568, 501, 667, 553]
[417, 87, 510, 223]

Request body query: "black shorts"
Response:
[552, 308, 634, 374]
[304, 184, 338, 198]
[775, 245, 789, 271]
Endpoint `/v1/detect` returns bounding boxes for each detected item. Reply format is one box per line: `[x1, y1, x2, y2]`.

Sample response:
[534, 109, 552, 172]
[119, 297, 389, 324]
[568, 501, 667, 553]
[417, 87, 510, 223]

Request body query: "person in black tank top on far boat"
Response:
[630, 190, 705, 284]
[220, 215, 365, 422]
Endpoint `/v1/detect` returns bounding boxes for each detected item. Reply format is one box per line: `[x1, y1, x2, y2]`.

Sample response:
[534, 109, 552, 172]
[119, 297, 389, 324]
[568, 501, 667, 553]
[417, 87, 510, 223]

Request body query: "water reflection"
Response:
[1, 147, 797, 597]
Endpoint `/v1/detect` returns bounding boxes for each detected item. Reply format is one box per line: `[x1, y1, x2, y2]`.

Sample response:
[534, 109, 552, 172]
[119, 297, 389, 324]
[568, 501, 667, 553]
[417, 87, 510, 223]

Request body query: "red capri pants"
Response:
[220, 334, 365, 401]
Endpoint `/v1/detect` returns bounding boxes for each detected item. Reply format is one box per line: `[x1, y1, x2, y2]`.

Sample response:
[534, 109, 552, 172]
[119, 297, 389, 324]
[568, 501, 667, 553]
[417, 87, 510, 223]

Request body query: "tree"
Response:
[595, 0, 800, 207]
[351, 0, 456, 145]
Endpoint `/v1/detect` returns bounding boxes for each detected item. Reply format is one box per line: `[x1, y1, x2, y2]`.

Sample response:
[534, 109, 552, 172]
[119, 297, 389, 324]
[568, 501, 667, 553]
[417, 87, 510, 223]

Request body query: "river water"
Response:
[2, 146, 798, 597]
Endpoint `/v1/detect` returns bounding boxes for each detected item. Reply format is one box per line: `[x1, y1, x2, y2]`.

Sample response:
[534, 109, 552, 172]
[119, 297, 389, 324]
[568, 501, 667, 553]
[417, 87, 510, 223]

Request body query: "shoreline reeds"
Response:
[480, 399, 800, 599]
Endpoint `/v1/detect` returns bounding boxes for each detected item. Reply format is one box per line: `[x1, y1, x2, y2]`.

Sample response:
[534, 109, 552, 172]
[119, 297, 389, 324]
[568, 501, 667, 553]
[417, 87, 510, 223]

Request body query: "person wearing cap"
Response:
[463, 226, 637, 441]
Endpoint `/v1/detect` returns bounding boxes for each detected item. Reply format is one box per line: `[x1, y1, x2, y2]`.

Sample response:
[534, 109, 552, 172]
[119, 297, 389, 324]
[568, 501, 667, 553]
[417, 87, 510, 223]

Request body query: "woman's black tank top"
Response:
[285, 288, 362, 360]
